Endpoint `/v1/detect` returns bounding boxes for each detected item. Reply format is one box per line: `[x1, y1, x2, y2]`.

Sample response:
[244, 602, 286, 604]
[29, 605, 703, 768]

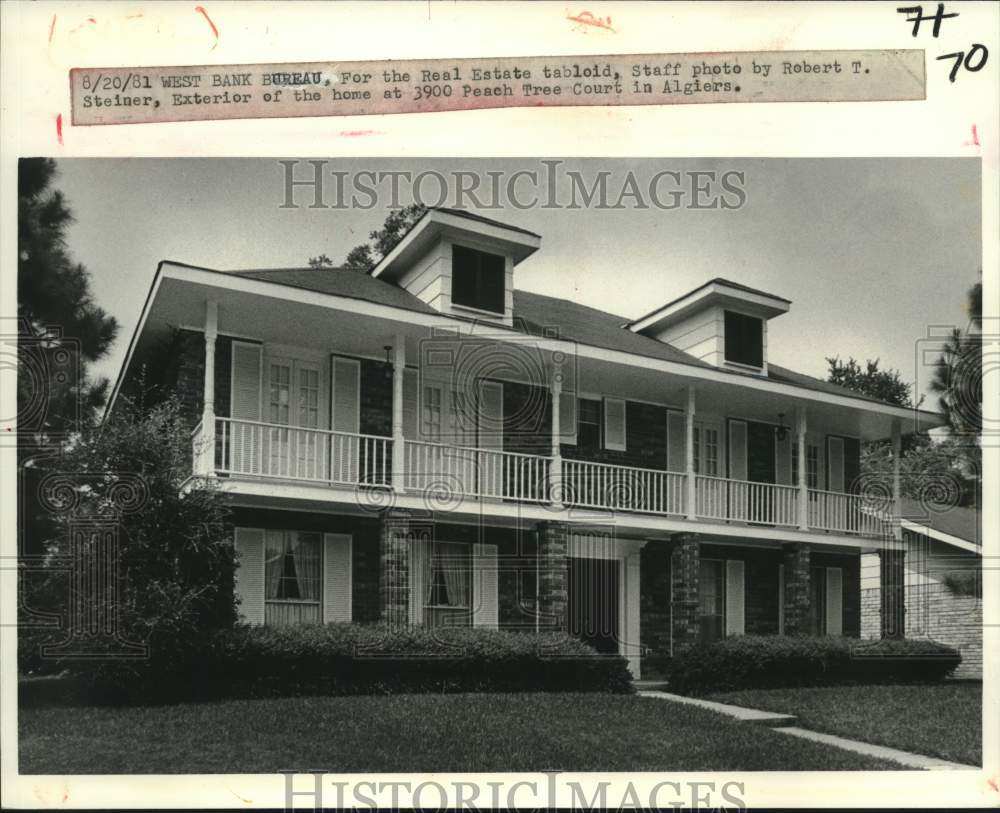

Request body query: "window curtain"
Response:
[293, 533, 320, 601]
[265, 530, 285, 599]
[440, 542, 469, 607]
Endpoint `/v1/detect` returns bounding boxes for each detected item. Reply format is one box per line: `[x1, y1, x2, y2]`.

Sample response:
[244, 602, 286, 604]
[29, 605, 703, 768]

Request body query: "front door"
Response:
[747, 420, 776, 523]
[568, 557, 621, 654]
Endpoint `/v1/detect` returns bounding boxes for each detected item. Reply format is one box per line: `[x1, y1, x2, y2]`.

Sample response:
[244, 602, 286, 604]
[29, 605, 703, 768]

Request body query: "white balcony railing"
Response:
[562, 458, 687, 516]
[404, 439, 550, 503]
[695, 475, 800, 528]
[207, 417, 392, 487]
[808, 487, 889, 537]
[192, 420, 890, 538]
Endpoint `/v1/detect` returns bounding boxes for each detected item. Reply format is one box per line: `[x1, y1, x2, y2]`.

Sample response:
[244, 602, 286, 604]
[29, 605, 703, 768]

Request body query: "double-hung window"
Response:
[422, 385, 442, 442]
[577, 398, 602, 451]
[264, 530, 322, 626]
[421, 541, 472, 628]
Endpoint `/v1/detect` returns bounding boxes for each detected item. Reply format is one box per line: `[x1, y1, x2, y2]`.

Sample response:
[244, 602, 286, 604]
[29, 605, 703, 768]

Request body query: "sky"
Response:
[50, 157, 981, 406]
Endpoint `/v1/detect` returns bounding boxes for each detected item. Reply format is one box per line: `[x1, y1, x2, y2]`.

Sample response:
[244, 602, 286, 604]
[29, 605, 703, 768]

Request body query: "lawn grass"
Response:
[20, 692, 903, 773]
[708, 683, 982, 766]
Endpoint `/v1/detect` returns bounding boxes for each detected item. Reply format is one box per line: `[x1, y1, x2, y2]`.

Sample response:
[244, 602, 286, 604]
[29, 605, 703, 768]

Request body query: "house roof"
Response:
[229, 266, 438, 314]
[426, 207, 542, 239]
[899, 497, 980, 547]
[219, 266, 903, 408]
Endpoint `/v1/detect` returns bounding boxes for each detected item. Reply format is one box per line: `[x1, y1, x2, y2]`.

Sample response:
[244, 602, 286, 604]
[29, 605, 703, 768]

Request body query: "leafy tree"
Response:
[863, 434, 976, 507]
[308, 203, 427, 272]
[22, 395, 236, 696]
[826, 356, 917, 408]
[18, 158, 118, 436]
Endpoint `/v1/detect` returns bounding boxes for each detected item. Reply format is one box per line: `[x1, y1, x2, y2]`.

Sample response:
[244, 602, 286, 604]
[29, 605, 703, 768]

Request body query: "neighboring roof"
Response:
[213, 266, 909, 409]
[899, 497, 980, 548]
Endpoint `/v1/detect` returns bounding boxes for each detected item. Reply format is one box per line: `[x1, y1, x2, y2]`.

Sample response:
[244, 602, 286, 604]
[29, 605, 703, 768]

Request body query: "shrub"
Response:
[190, 624, 634, 700]
[667, 635, 960, 695]
[31, 624, 634, 704]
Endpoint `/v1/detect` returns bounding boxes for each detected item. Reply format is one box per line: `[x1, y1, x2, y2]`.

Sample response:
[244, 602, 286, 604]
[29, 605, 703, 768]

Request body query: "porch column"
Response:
[670, 533, 700, 653]
[199, 300, 218, 476]
[891, 419, 902, 541]
[379, 508, 411, 627]
[796, 407, 808, 530]
[549, 367, 564, 507]
[685, 386, 696, 520]
[391, 335, 406, 493]
[880, 548, 906, 639]
[537, 521, 569, 632]
[781, 542, 811, 635]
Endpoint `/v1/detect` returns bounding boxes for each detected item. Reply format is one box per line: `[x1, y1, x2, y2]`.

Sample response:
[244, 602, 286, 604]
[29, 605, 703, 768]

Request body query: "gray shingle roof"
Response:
[221, 266, 902, 408]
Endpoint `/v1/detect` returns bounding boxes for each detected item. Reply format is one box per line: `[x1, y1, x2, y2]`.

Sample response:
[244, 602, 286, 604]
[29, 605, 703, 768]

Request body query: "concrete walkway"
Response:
[638, 689, 975, 770]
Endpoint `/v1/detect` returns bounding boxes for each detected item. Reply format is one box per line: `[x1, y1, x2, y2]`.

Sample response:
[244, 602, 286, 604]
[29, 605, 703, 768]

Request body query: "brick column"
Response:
[782, 542, 811, 635]
[670, 534, 700, 653]
[379, 509, 411, 627]
[880, 548, 906, 639]
[537, 521, 569, 632]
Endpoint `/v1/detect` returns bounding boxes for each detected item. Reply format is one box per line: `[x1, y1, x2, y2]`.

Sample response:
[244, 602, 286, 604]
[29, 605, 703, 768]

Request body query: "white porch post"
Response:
[891, 418, 902, 541]
[797, 407, 808, 530]
[200, 301, 218, 476]
[550, 366, 563, 507]
[685, 386, 696, 520]
[391, 334, 406, 493]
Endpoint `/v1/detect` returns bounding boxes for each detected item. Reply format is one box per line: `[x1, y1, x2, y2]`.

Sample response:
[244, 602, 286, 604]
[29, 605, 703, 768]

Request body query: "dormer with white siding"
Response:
[369, 208, 541, 327]
[625, 278, 790, 375]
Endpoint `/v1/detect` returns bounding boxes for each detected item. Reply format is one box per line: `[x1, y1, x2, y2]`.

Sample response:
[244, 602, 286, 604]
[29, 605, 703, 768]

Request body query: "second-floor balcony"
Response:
[193, 416, 894, 539]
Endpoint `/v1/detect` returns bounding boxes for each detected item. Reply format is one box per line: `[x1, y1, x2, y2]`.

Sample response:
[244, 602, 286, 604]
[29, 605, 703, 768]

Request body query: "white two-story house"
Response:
[108, 208, 942, 677]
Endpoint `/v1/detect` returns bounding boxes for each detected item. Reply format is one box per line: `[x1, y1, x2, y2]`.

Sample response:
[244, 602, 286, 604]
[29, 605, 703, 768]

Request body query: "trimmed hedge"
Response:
[667, 635, 961, 695]
[196, 624, 634, 699]
[30, 624, 634, 704]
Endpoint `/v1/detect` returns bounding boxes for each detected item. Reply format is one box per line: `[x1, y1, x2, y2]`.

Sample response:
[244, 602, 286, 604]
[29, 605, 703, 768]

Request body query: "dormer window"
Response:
[723, 310, 764, 368]
[452, 245, 505, 314]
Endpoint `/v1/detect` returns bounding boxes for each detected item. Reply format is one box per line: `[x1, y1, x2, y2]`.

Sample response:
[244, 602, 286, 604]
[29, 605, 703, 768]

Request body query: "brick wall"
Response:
[537, 521, 569, 632]
[670, 535, 700, 652]
[562, 400, 668, 471]
[782, 542, 811, 635]
[862, 582, 982, 679]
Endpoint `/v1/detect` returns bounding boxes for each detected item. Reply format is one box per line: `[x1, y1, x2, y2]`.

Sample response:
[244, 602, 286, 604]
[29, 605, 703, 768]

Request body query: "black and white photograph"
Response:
[2, 2, 997, 810]
[13, 157, 984, 777]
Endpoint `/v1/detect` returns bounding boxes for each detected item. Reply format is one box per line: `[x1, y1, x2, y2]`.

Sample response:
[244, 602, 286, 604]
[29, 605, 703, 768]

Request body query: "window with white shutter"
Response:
[603, 397, 626, 451]
[725, 559, 746, 636]
[558, 392, 577, 445]
[323, 533, 352, 623]
[473, 543, 499, 629]
[825, 567, 843, 636]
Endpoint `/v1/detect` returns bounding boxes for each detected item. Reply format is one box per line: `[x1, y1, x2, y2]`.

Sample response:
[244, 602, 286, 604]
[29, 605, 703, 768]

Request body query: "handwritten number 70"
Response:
[935, 44, 988, 82]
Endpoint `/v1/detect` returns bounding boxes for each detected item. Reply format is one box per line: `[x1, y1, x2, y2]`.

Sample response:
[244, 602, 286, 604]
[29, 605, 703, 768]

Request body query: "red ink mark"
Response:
[988, 776, 998, 792]
[195, 6, 219, 49]
[338, 129, 381, 137]
[963, 124, 981, 147]
[55, 114, 63, 146]
[48, 14, 56, 43]
[69, 17, 96, 34]
[567, 10, 614, 32]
